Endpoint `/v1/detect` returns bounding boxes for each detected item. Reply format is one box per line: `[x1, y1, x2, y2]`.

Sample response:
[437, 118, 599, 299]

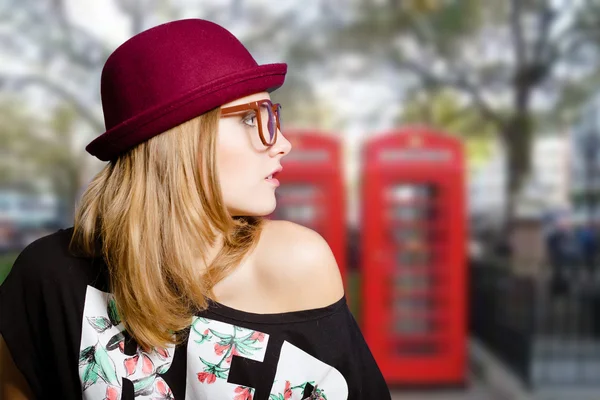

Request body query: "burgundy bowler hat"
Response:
[85, 19, 287, 161]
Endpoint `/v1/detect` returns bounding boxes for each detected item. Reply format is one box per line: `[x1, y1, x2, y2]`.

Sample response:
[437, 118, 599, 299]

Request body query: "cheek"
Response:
[216, 125, 258, 194]
[215, 120, 276, 215]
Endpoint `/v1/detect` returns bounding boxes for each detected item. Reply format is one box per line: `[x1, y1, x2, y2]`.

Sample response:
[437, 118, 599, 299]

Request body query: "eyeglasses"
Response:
[220, 99, 282, 147]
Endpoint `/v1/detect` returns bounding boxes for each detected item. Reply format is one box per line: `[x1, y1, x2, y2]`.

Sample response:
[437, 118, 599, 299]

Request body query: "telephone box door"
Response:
[361, 128, 466, 385]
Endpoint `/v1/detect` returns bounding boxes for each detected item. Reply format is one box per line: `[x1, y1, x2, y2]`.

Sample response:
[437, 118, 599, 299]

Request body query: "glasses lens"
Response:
[275, 104, 282, 131]
[260, 103, 276, 144]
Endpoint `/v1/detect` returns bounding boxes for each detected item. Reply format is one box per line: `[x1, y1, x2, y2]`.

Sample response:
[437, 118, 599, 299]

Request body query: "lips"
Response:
[265, 167, 282, 180]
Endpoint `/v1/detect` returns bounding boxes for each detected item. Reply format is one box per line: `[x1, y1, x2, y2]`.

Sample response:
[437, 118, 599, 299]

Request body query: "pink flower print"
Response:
[154, 378, 174, 399]
[104, 385, 120, 400]
[156, 379, 168, 395]
[141, 353, 154, 375]
[124, 354, 140, 376]
[203, 329, 209, 335]
[197, 371, 217, 384]
[155, 347, 169, 360]
[118, 341, 125, 353]
[250, 331, 265, 342]
[226, 345, 240, 364]
[284, 381, 292, 400]
[214, 342, 230, 356]
[234, 386, 253, 400]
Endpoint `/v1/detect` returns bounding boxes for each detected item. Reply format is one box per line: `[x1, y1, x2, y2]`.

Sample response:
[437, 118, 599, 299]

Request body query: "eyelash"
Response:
[242, 113, 257, 127]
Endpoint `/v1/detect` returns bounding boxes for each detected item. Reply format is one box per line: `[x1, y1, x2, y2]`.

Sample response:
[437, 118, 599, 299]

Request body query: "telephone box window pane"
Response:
[394, 319, 434, 334]
[271, 184, 324, 224]
[392, 206, 429, 221]
[279, 205, 317, 222]
[394, 228, 425, 241]
[390, 227, 444, 251]
[389, 204, 438, 221]
[388, 184, 437, 201]
[394, 297, 437, 312]
[396, 342, 441, 356]
[395, 274, 435, 290]
[396, 250, 431, 267]
[276, 184, 320, 199]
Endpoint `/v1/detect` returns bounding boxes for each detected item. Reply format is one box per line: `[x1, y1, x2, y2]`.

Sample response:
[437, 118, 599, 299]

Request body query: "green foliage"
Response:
[0, 253, 18, 286]
[0, 98, 87, 222]
[399, 89, 497, 169]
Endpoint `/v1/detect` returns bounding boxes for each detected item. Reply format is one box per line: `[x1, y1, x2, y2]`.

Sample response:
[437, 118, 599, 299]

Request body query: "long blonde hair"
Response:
[69, 108, 264, 350]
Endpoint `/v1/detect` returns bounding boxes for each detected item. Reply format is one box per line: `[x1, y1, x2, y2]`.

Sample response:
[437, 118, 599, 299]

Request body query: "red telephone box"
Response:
[269, 130, 347, 283]
[361, 127, 467, 385]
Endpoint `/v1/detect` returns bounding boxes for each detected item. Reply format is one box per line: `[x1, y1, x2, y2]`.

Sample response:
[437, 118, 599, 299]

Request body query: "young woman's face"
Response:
[217, 92, 292, 216]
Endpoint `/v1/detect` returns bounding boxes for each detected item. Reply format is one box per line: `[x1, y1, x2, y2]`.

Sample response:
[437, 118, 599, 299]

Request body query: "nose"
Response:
[268, 128, 292, 156]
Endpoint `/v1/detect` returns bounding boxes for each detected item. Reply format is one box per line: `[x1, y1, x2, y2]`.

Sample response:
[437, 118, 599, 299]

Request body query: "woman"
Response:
[0, 19, 390, 399]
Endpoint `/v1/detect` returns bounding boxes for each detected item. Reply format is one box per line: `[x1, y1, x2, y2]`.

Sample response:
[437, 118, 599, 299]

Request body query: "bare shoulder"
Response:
[253, 219, 345, 310]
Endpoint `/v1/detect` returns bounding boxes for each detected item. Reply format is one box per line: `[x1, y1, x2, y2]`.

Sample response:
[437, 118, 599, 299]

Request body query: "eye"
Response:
[242, 112, 257, 127]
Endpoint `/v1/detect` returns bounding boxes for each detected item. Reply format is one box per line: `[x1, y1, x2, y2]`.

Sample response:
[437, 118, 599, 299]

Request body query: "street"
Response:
[385, 339, 531, 400]
[390, 375, 506, 400]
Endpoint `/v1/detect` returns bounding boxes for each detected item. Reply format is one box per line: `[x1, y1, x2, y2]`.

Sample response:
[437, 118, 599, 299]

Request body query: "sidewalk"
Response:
[466, 338, 598, 400]
[390, 376, 505, 400]
[389, 338, 528, 400]
[388, 338, 600, 400]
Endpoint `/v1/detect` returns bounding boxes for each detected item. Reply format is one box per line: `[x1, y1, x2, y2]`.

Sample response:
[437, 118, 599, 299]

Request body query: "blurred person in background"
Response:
[576, 221, 598, 278]
[0, 19, 390, 400]
[546, 213, 580, 296]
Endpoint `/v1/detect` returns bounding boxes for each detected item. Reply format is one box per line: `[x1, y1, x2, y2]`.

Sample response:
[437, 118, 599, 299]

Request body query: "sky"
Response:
[65, 0, 131, 48]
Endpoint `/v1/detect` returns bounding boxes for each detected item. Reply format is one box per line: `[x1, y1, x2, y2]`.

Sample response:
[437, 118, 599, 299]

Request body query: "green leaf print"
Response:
[191, 324, 212, 344]
[233, 340, 263, 356]
[194, 337, 210, 345]
[208, 328, 234, 341]
[156, 363, 170, 374]
[81, 362, 100, 390]
[198, 357, 229, 380]
[237, 331, 255, 341]
[269, 395, 285, 400]
[107, 298, 121, 326]
[214, 368, 228, 380]
[86, 316, 112, 333]
[94, 343, 119, 385]
[199, 357, 217, 369]
[106, 331, 125, 351]
[79, 345, 95, 366]
[132, 375, 157, 396]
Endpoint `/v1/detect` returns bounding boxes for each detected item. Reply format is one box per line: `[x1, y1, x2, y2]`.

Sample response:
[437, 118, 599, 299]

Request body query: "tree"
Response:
[0, 100, 86, 224]
[0, 0, 172, 222]
[0, 0, 316, 221]
[399, 88, 497, 170]
[0, 99, 44, 189]
[323, 0, 600, 232]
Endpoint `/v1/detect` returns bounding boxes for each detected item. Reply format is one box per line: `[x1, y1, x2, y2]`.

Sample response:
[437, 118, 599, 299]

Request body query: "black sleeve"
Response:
[0, 244, 48, 397]
[340, 306, 392, 400]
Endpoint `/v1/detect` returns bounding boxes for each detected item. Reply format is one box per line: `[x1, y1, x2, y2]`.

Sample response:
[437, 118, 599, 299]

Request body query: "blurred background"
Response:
[3, 0, 600, 398]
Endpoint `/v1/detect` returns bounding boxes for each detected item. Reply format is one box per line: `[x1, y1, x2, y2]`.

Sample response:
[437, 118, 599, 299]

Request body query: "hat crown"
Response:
[101, 19, 258, 130]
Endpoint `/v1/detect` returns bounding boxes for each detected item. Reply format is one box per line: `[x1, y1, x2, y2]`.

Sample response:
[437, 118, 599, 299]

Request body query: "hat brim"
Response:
[86, 63, 287, 161]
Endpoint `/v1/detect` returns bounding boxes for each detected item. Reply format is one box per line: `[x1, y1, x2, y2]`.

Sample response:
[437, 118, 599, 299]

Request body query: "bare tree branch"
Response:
[532, 0, 556, 65]
[0, 74, 104, 132]
[394, 57, 507, 130]
[4, 1, 111, 69]
[510, 0, 527, 67]
[114, 0, 154, 35]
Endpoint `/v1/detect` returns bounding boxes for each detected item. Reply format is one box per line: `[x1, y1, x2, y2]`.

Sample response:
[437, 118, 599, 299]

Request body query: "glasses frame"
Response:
[220, 99, 282, 147]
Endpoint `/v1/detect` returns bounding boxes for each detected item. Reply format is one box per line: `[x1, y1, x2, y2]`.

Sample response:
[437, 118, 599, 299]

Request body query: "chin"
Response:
[229, 199, 277, 217]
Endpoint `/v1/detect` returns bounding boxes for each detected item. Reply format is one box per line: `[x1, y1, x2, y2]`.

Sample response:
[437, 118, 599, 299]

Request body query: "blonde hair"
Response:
[69, 108, 264, 350]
